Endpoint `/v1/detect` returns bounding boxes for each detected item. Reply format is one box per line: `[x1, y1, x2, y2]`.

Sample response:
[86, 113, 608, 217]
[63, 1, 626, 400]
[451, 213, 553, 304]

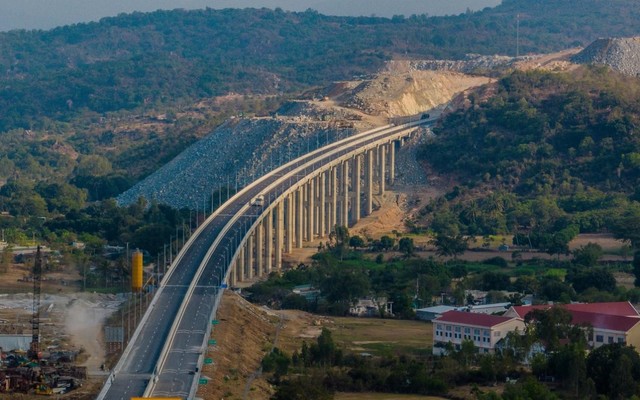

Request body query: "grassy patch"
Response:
[544, 268, 567, 280]
[330, 317, 432, 357]
[336, 393, 447, 400]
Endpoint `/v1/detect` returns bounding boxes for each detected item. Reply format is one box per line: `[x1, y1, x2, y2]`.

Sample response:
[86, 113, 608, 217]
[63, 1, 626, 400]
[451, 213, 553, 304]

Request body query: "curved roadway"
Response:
[99, 119, 433, 400]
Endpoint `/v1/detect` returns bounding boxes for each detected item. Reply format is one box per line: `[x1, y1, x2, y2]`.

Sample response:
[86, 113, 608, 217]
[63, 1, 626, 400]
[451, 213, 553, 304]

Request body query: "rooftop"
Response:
[570, 310, 640, 332]
[510, 302, 639, 319]
[434, 310, 517, 328]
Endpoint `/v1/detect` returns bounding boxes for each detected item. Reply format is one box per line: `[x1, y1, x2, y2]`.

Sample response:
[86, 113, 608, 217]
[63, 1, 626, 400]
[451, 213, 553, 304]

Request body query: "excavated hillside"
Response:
[572, 37, 640, 76]
[340, 61, 492, 117]
[117, 63, 492, 209]
[196, 291, 327, 400]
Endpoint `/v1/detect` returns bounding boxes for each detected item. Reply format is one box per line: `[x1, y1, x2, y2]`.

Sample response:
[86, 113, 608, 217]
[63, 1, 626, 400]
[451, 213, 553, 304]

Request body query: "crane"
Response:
[28, 246, 42, 360]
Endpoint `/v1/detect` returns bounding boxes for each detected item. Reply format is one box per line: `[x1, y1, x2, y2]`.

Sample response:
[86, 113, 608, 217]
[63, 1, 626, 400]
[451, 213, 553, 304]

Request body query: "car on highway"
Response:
[250, 194, 264, 207]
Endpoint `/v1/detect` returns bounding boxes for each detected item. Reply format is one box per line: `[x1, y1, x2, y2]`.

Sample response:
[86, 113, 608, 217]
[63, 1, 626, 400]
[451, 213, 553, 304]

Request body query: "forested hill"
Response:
[424, 67, 640, 196]
[417, 66, 640, 248]
[1, 0, 640, 132]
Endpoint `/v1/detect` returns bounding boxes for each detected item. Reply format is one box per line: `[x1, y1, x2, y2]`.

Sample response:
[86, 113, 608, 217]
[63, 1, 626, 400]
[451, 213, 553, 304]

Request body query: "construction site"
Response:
[0, 247, 144, 398]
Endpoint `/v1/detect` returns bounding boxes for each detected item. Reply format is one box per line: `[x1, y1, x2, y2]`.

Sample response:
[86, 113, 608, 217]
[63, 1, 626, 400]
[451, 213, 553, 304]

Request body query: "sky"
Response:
[0, 0, 501, 32]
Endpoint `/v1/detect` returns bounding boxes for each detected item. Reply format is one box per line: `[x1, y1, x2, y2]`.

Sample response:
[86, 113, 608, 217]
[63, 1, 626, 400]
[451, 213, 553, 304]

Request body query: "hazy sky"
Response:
[0, 0, 501, 32]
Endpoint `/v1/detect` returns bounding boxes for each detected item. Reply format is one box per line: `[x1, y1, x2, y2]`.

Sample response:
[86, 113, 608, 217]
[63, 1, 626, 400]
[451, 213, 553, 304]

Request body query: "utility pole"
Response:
[516, 13, 520, 58]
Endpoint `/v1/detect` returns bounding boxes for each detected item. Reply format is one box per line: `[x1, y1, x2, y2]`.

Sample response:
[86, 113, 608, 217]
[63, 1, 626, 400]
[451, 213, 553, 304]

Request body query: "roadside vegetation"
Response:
[245, 224, 640, 399]
[259, 309, 640, 399]
[246, 226, 640, 316]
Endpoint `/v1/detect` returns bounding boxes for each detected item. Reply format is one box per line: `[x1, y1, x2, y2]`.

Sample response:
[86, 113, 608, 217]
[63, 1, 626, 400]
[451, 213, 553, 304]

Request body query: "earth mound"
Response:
[572, 37, 640, 76]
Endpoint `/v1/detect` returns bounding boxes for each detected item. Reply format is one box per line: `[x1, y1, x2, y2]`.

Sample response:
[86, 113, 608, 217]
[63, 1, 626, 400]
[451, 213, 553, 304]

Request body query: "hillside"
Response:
[1, 0, 640, 135]
[415, 66, 640, 244]
[572, 37, 640, 76]
[117, 67, 488, 208]
[1, 1, 640, 196]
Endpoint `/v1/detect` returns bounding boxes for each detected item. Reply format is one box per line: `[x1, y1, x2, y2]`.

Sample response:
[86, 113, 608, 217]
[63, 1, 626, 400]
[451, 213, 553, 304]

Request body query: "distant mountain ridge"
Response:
[1, 1, 640, 133]
[572, 37, 640, 77]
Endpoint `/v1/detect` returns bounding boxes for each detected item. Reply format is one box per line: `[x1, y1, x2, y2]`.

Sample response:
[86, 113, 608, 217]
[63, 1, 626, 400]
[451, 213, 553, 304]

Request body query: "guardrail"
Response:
[100, 118, 434, 399]
[178, 120, 430, 396]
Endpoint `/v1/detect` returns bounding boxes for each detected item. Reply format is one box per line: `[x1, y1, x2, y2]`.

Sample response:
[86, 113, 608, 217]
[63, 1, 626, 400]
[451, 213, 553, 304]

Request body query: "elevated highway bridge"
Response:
[98, 118, 434, 400]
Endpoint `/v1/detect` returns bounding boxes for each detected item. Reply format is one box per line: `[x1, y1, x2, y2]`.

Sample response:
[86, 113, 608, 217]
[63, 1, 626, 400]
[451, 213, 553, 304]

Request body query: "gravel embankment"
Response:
[409, 54, 533, 74]
[116, 117, 354, 209]
[572, 37, 640, 76]
[393, 127, 433, 186]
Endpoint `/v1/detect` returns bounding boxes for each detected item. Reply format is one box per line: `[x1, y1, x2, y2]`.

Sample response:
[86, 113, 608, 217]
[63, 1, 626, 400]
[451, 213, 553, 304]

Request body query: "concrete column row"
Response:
[232, 139, 403, 283]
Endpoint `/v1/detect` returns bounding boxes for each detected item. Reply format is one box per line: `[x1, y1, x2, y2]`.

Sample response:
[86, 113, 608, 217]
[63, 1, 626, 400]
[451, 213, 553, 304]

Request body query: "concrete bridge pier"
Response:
[389, 140, 396, 185]
[265, 209, 273, 274]
[379, 144, 386, 194]
[365, 148, 373, 215]
[295, 187, 303, 248]
[227, 127, 414, 284]
[255, 220, 263, 277]
[306, 179, 315, 243]
[330, 166, 338, 233]
[352, 154, 361, 224]
[341, 160, 349, 227]
[285, 193, 293, 253]
[236, 247, 245, 282]
[246, 234, 254, 280]
[275, 202, 283, 270]
[318, 172, 326, 238]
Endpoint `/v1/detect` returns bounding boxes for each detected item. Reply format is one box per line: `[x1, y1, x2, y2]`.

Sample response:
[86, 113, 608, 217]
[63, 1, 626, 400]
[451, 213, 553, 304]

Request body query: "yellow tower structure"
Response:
[131, 250, 143, 292]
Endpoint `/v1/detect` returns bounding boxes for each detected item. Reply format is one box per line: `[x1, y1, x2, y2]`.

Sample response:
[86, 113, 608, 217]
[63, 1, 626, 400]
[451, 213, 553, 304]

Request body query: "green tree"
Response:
[431, 234, 468, 259]
[380, 235, 395, 251]
[634, 251, 640, 287]
[527, 307, 586, 352]
[572, 242, 603, 267]
[612, 205, 640, 249]
[587, 343, 640, 399]
[310, 328, 338, 367]
[398, 237, 415, 257]
[0, 245, 12, 273]
[329, 225, 350, 259]
[548, 344, 588, 396]
[261, 347, 291, 382]
[271, 374, 332, 400]
[348, 235, 365, 250]
[319, 266, 370, 306]
[570, 268, 616, 293]
[502, 376, 559, 400]
[75, 154, 113, 177]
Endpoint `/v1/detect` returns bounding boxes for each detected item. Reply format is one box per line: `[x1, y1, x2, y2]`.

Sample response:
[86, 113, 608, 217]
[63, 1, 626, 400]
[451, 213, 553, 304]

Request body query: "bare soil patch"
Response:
[514, 48, 582, 72]
[336, 394, 447, 400]
[330, 317, 432, 355]
[197, 292, 438, 400]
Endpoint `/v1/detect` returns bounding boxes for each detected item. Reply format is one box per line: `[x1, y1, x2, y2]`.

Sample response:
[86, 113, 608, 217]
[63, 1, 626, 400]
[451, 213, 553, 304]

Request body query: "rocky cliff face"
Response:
[572, 37, 640, 76]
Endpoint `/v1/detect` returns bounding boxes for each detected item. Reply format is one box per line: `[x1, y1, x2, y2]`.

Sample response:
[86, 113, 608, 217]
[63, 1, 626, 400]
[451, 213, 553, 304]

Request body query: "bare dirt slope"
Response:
[515, 48, 581, 72]
[340, 62, 493, 117]
[197, 291, 329, 400]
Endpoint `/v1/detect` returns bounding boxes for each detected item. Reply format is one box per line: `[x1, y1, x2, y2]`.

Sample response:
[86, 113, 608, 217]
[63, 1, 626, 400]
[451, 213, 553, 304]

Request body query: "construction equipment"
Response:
[34, 383, 52, 395]
[28, 246, 42, 360]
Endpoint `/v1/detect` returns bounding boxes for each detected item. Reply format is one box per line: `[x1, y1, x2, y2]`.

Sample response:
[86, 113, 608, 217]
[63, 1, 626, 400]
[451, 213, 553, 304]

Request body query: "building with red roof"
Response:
[432, 310, 525, 355]
[504, 302, 640, 349]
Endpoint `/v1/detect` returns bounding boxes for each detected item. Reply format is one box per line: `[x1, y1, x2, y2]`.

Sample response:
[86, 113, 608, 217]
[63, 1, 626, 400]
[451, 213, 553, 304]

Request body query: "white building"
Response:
[433, 310, 525, 355]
